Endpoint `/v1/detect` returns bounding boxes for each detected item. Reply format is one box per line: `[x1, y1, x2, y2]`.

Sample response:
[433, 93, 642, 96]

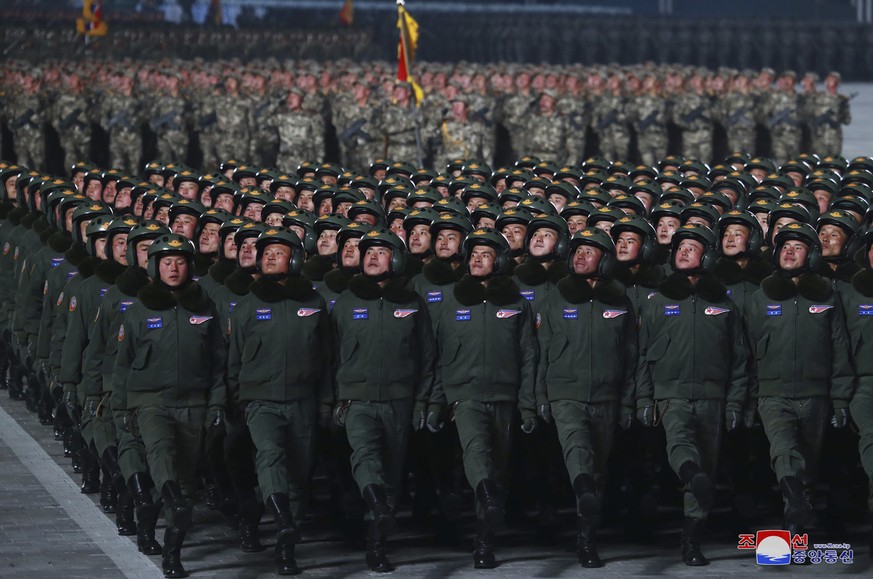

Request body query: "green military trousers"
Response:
[850, 391, 873, 509]
[136, 405, 205, 501]
[758, 396, 827, 485]
[552, 400, 617, 496]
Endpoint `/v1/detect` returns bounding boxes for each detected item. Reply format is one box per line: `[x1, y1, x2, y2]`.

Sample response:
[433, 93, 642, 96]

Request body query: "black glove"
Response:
[521, 416, 538, 434]
[333, 402, 348, 429]
[412, 409, 426, 432]
[538, 403, 552, 425]
[619, 407, 634, 430]
[207, 406, 225, 430]
[63, 391, 80, 424]
[83, 396, 99, 418]
[831, 407, 850, 429]
[116, 411, 131, 434]
[725, 409, 740, 432]
[426, 406, 445, 433]
[637, 405, 654, 427]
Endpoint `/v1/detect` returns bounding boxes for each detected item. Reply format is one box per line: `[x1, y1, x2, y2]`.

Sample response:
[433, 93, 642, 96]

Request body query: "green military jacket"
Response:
[843, 268, 873, 396]
[411, 257, 465, 328]
[536, 275, 636, 409]
[52, 254, 98, 389]
[331, 274, 435, 410]
[613, 261, 665, 322]
[318, 266, 354, 313]
[430, 274, 537, 418]
[211, 267, 254, 336]
[82, 266, 150, 402]
[711, 254, 774, 312]
[744, 272, 854, 403]
[113, 280, 226, 410]
[228, 275, 331, 405]
[512, 257, 567, 315]
[637, 272, 748, 410]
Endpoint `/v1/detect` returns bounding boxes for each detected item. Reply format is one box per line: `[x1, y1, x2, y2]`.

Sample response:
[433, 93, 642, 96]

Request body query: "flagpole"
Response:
[397, 0, 424, 166]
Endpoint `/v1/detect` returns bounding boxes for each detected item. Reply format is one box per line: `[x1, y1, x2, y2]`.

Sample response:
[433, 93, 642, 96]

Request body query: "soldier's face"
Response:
[786, 172, 804, 188]
[778, 240, 809, 271]
[177, 181, 199, 200]
[261, 243, 292, 275]
[4, 175, 17, 199]
[158, 255, 189, 287]
[85, 180, 103, 201]
[819, 224, 847, 258]
[538, 95, 556, 114]
[265, 213, 284, 227]
[529, 228, 558, 259]
[136, 240, 152, 269]
[685, 216, 711, 228]
[616, 231, 642, 262]
[476, 216, 496, 229]
[94, 237, 108, 260]
[567, 215, 587, 235]
[103, 180, 117, 203]
[223, 233, 238, 261]
[812, 190, 831, 214]
[749, 168, 767, 183]
[239, 177, 257, 188]
[722, 224, 750, 257]
[501, 224, 526, 252]
[548, 194, 568, 212]
[363, 246, 392, 277]
[114, 187, 132, 211]
[243, 203, 264, 222]
[335, 202, 353, 218]
[171, 214, 198, 240]
[297, 191, 314, 212]
[199, 223, 220, 254]
[341, 238, 361, 269]
[112, 234, 129, 265]
[317, 229, 337, 256]
[408, 224, 431, 255]
[771, 217, 798, 244]
[674, 239, 704, 271]
[239, 238, 258, 268]
[573, 245, 602, 276]
[434, 230, 461, 259]
[469, 246, 496, 277]
[274, 186, 296, 203]
[389, 218, 406, 242]
[753, 212, 769, 241]
[149, 174, 165, 187]
[466, 197, 489, 214]
[214, 193, 234, 212]
[353, 213, 378, 227]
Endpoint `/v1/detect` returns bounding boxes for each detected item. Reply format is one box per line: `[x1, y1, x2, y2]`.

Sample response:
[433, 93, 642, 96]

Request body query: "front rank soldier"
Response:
[637, 225, 748, 566]
[227, 228, 332, 575]
[745, 223, 854, 539]
[113, 233, 227, 578]
[429, 228, 537, 569]
[331, 228, 435, 572]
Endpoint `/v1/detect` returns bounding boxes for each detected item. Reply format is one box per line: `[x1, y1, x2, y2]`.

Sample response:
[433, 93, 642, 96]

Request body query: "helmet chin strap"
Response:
[364, 270, 392, 283]
[529, 251, 555, 263]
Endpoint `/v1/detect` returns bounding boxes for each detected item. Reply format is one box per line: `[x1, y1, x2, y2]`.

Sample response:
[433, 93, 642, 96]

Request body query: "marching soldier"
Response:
[809, 72, 851, 157]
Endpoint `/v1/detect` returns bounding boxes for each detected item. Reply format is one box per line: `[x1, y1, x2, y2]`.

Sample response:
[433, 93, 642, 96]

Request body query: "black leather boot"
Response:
[680, 517, 709, 566]
[475, 479, 503, 532]
[161, 526, 188, 578]
[116, 491, 138, 536]
[362, 484, 397, 536]
[238, 495, 264, 553]
[160, 481, 192, 532]
[473, 519, 497, 569]
[70, 430, 84, 473]
[267, 493, 301, 575]
[128, 473, 162, 554]
[679, 461, 714, 511]
[80, 448, 101, 494]
[576, 517, 603, 568]
[780, 476, 813, 529]
[365, 521, 393, 572]
[100, 471, 117, 513]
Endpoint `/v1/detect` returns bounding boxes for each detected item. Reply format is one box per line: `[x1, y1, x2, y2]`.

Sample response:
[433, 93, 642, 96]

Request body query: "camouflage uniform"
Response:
[54, 92, 92, 169]
[149, 93, 189, 162]
[808, 91, 851, 157]
[632, 94, 669, 166]
[381, 100, 421, 164]
[591, 93, 631, 161]
[764, 91, 801, 163]
[335, 98, 382, 173]
[559, 93, 589, 165]
[250, 92, 282, 167]
[103, 92, 144, 174]
[673, 91, 714, 163]
[525, 110, 569, 164]
[8, 92, 48, 171]
[271, 103, 325, 172]
[502, 91, 537, 157]
[717, 92, 757, 155]
[212, 92, 253, 168]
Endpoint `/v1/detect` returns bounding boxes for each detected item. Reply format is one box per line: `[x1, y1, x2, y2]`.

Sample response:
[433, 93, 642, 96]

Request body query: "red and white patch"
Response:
[69, 296, 77, 312]
[189, 315, 213, 325]
[117, 324, 125, 342]
[297, 308, 321, 317]
[496, 309, 521, 319]
[602, 309, 627, 319]
[57, 291, 64, 306]
[704, 306, 730, 316]
[43, 281, 48, 296]
[809, 305, 833, 314]
[394, 309, 418, 318]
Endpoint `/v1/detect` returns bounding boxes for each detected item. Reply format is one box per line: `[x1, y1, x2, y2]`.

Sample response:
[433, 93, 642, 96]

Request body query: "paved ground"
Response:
[2, 387, 872, 578]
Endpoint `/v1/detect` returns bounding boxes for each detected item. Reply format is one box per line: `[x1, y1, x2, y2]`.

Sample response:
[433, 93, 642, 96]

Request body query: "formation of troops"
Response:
[1, 59, 852, 177]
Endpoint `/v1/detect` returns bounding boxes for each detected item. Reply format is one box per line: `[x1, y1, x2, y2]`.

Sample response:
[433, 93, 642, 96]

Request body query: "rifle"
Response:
[725, 105, 754, 128]
[470, 106, 492, 126]
[339, 117, 372, 144]
[198, 111, 218, 130]
[595, 109, 618, 132]
[767, 108, 795, 128]
[681, 104, 707, 126]
[10, 108, 36, 130]
[149, 110, 181, 132]
[107, 109, 135, 132]
[252, 99, 276, 122]
[637, 109, 660, 132]
[812, 111, 839, 129]
[59, 107, 82, 131]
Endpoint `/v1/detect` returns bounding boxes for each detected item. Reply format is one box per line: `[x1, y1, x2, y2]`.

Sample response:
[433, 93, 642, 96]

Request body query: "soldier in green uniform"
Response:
[428, 228, 537, 569]
[745, 223, 854, 538]
[86, 220, 169, 555]
[113, 233, 227, 578]
[537, 227, 636, 567]
[227, 228, 332, 575]
[637, 224, 748, 566]
[331, 228, 435, 572]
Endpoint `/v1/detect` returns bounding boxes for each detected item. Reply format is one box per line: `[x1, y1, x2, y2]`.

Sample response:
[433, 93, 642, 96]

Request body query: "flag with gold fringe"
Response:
[76, 0, 108, 37]
[396, 1, 423, 105]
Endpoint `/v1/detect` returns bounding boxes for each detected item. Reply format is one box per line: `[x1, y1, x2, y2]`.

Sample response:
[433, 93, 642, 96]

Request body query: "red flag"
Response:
[339, 0, 354, 26]
[396, 2, 422, 104]
[77, 0, 108, 36]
